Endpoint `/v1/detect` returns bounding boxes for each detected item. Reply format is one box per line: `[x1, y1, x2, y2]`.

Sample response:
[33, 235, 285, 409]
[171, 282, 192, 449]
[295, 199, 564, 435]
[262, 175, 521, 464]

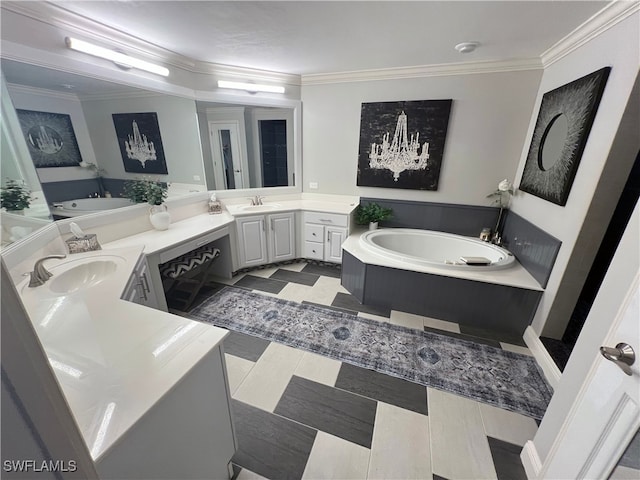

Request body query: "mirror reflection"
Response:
[0, 59, 298, 236]
[538, 113, 568, 171]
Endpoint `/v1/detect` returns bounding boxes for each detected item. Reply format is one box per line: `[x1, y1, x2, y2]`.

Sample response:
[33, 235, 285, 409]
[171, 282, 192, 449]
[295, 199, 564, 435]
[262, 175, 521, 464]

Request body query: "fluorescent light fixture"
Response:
[65, 37, 169, 77]
[218, 80, 285, 94]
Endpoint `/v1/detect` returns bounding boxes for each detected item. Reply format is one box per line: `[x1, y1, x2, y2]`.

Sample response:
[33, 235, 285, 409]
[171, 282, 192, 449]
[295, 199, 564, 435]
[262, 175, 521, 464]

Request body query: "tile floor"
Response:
[168, 261, 539, 480]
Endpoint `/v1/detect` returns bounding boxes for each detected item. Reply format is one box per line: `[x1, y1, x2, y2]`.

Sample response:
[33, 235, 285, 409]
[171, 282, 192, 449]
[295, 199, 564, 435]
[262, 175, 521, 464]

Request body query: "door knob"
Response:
[599, 343, 635, 376]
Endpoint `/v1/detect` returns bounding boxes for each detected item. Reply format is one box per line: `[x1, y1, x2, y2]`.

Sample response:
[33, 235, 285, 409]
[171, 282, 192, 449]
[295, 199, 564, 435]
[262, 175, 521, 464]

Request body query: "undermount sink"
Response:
[48, 259, 120, 294]
[239, 204, 281, 212]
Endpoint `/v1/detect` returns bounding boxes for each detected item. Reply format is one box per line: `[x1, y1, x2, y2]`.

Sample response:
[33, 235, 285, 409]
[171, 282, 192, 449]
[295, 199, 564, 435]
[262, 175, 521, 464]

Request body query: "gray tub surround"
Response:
[10, 245, 236, 478]
[500, 211, 562, 289]
[360, 198, 562, 289]
[341, 233, 543, 337]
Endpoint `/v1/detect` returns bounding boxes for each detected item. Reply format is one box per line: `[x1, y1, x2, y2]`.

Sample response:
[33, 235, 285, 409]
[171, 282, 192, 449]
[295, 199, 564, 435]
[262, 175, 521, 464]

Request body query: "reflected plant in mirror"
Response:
[1, 179, 32, 212]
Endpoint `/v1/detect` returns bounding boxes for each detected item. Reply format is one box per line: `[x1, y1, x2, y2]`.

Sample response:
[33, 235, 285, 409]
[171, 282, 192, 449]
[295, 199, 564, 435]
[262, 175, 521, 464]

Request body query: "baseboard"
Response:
[521, 440, 542, 479]
[523, 326, 562, 390]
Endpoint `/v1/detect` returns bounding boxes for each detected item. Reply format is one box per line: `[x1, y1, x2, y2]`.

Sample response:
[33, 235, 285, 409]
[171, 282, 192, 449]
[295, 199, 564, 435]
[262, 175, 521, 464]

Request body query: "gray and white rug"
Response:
[189, 287, 553, 419]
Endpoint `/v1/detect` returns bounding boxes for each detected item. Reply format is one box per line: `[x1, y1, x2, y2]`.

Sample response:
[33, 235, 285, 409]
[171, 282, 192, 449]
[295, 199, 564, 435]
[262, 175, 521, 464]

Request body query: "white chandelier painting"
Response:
[125, 120, 157, 166]
[357, 99, 452, 190]
[369, 111, 430, 181]
[112, 112, 168, 174]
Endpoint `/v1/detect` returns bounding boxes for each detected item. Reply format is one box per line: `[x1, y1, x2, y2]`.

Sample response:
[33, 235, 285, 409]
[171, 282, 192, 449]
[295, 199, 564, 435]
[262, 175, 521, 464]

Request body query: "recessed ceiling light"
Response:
[455, 42, 480, 54]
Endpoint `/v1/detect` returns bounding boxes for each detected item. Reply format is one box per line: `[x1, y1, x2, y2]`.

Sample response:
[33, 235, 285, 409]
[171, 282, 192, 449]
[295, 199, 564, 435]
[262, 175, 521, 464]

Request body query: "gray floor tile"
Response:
[460, 325, 527, 347]
[301, 263, 342, 278]
[332, 292, 391, 317]
[275, 375, 377, 449]
[270, 269, 320, 286]
[231, 400, 317, 480]
[423, 326, 502, 348]
[488, 436, 528, 480]
[335, 363, 428, 415]
[235, 275, 287, 294]
[223, 331, 270, 362]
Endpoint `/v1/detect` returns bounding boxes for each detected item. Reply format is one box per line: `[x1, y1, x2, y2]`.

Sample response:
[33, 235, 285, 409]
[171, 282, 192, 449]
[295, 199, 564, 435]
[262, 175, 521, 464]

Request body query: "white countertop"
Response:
[104, 212, 236, 254]
[224, 198, 358, 216]
[342, 230, 544, 292]
[16, 246, 229, 462]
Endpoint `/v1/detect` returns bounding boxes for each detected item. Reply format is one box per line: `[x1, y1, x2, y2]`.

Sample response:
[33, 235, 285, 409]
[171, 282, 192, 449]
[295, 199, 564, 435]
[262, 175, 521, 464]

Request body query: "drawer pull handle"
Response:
[141, 273, 151, 293]
[320, 218, 333, 222]
[137, 282, 148, 301]
[196, 240, 208, 247]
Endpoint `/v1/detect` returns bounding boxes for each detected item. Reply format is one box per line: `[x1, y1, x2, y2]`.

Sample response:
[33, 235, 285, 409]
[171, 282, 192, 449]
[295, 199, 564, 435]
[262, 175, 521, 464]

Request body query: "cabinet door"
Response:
[325, 227, 347, 263]
[268, 212, 296, 262]
[136, 257, 159, 309]
[237, 215, 268, 268]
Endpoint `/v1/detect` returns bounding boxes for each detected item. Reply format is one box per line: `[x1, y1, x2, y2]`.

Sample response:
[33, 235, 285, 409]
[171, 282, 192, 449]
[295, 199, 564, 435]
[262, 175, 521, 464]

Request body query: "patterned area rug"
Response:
[189, 287, 553, 419]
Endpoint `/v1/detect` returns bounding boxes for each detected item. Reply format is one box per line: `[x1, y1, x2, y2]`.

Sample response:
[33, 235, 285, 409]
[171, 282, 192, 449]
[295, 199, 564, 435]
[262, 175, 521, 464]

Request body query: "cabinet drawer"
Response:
[304, 211, 348, 228]
[159, 230, 220, 264]
[304, 241, 324, 260]
[304, 223, 324, 243]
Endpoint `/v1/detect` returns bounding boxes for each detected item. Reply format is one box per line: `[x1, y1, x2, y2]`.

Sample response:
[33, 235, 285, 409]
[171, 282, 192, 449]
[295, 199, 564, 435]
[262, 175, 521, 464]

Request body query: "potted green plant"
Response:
[355, 202, 393, 230]
[123, 179, 170, 230]
[1, 179, 32, 214]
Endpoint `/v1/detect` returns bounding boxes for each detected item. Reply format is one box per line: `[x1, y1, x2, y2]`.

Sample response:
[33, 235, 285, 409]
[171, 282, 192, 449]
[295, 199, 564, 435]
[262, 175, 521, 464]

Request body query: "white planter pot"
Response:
[368, 222, 378, 230]
[149, 204, 171, 231]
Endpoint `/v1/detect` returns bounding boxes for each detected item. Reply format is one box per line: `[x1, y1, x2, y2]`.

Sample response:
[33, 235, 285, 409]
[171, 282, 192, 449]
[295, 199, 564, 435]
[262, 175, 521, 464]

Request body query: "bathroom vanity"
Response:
[2, 192, 357, 478]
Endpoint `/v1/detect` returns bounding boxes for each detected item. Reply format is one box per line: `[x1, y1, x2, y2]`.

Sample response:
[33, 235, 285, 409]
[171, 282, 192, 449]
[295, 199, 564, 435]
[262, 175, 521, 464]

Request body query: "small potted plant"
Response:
[123, 179, 170, 230]
[355, 202, 393, 230]
[1, 179, 32, 214]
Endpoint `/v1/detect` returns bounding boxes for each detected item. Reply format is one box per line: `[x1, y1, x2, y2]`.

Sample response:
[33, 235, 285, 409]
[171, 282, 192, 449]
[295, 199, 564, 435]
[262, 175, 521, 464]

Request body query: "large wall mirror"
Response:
[0, 58, 301, 244]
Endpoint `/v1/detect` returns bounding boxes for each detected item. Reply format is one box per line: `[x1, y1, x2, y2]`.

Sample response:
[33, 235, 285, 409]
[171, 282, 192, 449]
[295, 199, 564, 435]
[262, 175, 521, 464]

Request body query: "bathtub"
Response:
[52, 198, 134, 217]
[359, 228, 515, 271]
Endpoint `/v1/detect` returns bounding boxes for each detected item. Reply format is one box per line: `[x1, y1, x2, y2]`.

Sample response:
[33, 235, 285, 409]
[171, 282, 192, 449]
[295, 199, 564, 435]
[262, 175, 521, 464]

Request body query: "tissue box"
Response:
[66, 234, 101, 254]
[208, 201, 222, 214]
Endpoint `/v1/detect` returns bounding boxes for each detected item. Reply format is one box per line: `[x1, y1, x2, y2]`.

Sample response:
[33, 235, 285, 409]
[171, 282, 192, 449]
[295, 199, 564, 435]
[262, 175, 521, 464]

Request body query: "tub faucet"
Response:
[28, 255, 67, 287]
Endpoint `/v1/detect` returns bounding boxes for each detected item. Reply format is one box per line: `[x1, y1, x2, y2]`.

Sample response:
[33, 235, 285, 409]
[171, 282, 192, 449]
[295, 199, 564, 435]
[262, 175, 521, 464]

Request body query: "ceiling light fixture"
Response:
[454, 42, 480, 54]
[65, 37, 169, 77]
[218, 80, 285, 94]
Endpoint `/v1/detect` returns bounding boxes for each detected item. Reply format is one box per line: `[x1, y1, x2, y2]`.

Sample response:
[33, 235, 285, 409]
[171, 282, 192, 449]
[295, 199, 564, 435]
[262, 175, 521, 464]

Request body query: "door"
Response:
[532, 208, 639, 480]
[236, 216, 267, 268]
[325, 227, 347, 263]
[268, 212, 295, 262]
[209, 121, 245, 189]
[259, 119, 288, 187]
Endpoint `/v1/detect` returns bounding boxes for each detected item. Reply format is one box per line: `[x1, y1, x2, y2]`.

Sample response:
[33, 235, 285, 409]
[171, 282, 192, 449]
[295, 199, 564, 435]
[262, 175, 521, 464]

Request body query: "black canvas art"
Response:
[519, 67, 610, 206]
[112, 112, 168, 174]
[16, 110, 83, 168]
[357, 99, 452, 190]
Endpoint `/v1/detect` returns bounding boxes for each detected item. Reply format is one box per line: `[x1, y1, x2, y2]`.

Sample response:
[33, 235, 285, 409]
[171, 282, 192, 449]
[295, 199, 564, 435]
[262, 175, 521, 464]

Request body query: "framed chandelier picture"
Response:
[357, 99, 452, 190]
[16, 109, 83, 167]
[112, 112, 168, 174]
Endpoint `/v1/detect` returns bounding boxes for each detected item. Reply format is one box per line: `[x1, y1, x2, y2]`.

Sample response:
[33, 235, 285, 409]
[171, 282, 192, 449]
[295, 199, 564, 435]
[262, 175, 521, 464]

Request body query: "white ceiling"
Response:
[47, 1, 610, 76]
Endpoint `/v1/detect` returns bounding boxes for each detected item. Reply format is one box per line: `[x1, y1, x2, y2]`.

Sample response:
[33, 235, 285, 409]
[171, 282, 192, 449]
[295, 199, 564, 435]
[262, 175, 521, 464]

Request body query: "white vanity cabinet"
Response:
[303, 212, 349, 263]
[122, 254, 159, 309]
[236, 212, 296, 268]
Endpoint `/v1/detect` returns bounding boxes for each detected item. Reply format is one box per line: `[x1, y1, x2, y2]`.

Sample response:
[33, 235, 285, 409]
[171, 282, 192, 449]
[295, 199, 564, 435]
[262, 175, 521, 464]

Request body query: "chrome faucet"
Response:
[249, 195, 264, 206]
[28, 255, 67, 287]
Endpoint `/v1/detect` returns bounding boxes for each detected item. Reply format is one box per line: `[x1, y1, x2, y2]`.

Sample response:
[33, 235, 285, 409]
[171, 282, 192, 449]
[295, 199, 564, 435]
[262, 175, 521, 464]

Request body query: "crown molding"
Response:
[7, 82, 80, 102]
[541, 0, 640, 67]
[301, 58, 543, 85]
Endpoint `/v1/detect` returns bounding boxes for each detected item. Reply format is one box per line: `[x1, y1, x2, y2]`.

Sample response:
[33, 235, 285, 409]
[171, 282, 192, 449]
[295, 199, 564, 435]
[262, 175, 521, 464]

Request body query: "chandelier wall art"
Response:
[112, 112, 168, 175]
[357, 99, 452, 190]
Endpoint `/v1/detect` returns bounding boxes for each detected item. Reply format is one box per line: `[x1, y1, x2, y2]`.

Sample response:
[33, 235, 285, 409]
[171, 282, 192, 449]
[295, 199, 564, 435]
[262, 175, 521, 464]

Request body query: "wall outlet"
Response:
[193, 175, 201, 181]
[309, 182, 318, 189]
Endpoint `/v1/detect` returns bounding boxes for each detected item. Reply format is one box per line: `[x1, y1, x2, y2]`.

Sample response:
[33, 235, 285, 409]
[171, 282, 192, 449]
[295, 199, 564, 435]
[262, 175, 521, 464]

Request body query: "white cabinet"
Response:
[236, 212, 295, 269]
[304, 212, 349, 263]
[122, 255, 159, 309]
